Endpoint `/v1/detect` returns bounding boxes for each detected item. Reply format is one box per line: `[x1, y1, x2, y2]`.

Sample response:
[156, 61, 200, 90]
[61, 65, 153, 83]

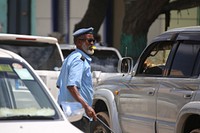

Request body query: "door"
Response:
[156, 41, 200, 132]
[118, 77, 158, 133]
[117, 41, 173, 133]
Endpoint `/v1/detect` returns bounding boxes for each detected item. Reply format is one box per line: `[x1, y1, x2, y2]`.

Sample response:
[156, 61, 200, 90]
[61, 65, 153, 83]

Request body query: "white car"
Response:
[0, 33, 64, 100]
[0, 48, 83, 133]
[60, 44, 123, 85]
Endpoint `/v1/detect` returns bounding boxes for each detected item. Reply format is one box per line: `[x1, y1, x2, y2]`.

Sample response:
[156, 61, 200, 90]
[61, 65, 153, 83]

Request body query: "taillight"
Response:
[16, 37, 36, 41]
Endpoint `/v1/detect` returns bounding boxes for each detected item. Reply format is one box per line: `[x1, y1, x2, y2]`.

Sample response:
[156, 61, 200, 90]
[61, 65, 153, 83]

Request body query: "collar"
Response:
[76, 48, 92, 62]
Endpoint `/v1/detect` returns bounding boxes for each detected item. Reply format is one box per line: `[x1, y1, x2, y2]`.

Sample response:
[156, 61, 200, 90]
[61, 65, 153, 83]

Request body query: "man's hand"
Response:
[67, 86, 97, 121]
[85, 105, 97, 121]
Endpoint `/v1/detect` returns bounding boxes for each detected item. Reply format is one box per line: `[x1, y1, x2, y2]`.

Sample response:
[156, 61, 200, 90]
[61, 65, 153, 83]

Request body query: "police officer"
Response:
[57, 27, 97, 132]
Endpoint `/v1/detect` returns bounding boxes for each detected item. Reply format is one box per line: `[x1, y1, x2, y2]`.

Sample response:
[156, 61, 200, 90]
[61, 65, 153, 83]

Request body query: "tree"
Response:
[75, 0, 200, 62]
[74, 0, 111, 34]
[121, 0, 169, 61]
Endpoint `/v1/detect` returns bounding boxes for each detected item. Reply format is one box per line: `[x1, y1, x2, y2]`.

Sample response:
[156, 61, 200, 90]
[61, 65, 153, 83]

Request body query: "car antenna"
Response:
[125, 46, 127, 57]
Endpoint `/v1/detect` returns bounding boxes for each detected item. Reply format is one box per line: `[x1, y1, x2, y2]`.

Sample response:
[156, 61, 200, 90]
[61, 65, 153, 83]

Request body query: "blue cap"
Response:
[73, 27, 94, 37]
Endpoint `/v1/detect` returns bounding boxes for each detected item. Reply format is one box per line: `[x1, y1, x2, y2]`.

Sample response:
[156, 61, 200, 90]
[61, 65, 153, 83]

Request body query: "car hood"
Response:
[94, 72, 131, 92]
[92, 71, 124, 86]
[0, 120, 82, 133]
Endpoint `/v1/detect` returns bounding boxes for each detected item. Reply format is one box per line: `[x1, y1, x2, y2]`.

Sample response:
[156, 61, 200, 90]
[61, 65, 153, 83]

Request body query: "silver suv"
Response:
[91, 26, 200, 133]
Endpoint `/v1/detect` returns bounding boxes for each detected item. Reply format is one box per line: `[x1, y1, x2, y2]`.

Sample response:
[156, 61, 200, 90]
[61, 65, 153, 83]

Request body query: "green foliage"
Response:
[120, 33, 147, 63]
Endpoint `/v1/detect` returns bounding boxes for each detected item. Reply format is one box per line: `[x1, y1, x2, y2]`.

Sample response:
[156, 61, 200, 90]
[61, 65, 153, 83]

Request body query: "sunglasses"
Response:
[79, 38, 95, 43]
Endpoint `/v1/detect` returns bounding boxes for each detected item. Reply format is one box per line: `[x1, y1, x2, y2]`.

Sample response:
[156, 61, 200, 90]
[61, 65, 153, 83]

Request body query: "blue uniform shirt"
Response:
[57, 49, 93, 106]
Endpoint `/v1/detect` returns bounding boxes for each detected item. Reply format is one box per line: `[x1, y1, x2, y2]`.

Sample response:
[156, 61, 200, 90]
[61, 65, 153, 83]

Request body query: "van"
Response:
[0, 48, 83, 133]
[0, 33, 63, 100]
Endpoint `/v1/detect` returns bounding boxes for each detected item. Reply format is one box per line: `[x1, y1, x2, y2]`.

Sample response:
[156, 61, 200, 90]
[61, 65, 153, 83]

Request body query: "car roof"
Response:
[166, 26, 200, 32]
[151, 26, 200, 43]
[0, 33, 58, 44]
[59, 44, 76, 50]
[59, 44, 122, 58]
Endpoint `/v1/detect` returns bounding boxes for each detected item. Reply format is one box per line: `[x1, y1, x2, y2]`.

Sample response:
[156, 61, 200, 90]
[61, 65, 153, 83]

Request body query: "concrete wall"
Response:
[148, 7, 198, 44]
[0, 1, 7, 33]
[70, 0, 89, 44]
[35, 0, 52, 36]
[169, 8, 198, 29]
[34, 0, 104, 44]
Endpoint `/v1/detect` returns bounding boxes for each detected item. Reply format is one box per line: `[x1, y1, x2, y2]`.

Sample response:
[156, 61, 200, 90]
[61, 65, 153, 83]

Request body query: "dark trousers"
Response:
[71, 116, 90, 133]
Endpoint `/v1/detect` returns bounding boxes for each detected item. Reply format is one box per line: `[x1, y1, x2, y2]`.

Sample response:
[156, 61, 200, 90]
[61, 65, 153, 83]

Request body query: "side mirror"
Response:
[54, 67, 61, 71]
[60, 102, 85, 122]
[92, 71, 102, 85]
[118, 57, 133, 73]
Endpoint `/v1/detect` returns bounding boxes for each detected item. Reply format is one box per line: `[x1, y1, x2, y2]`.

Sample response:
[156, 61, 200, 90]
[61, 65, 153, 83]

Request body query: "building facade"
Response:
[0, 0, 199, 48]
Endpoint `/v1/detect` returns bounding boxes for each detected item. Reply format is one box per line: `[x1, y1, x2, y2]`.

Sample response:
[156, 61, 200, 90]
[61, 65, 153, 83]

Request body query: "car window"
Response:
[62, 48, 120, 73]
[0, 41, 62, 70]
[62, 49, 74, 58]
[195, 49, 200, 75]
[169, 41, 200, 77]
[137, 42, 173, 76]
[0, 58, 58, 120]
[91, 50, 119, 72]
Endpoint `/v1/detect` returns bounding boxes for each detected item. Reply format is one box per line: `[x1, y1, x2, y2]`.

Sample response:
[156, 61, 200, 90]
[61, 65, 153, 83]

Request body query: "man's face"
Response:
[78, 34, 95, 55]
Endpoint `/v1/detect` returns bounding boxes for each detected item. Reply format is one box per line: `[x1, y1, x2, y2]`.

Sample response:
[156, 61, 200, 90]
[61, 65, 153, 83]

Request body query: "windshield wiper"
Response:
[0, 115, 55, 120]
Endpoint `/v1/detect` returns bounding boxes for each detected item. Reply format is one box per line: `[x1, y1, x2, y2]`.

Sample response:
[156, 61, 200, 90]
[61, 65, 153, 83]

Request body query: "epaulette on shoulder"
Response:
[80, 56, 85, 61]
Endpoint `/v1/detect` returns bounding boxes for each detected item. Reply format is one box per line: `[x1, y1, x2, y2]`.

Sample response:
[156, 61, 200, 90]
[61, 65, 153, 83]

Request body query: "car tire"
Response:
[90, 112, 110, 133]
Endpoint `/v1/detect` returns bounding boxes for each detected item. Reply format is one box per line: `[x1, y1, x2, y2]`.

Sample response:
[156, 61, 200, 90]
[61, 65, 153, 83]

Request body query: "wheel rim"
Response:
[93, 125, 107, 133]
[91, 112, 110, 133]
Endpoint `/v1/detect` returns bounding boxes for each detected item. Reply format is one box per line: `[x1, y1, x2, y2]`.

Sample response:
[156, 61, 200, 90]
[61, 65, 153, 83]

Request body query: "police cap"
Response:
[73, 27, 94, 37]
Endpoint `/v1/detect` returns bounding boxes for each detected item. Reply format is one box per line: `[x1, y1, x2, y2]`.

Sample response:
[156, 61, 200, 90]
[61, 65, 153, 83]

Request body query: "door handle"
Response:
[183, 93, 193, 99]
[147, 88, 156, 96]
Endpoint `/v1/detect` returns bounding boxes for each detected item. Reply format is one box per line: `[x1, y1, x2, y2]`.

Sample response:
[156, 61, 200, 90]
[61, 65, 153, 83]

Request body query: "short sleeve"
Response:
[67, 58, 84, 88]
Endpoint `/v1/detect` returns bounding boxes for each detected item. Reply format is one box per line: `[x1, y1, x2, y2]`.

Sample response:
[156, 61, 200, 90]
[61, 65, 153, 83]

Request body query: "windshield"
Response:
[0, 58, 59, 120]
[0, 41, 62, 70]
[91, 49, 119, 72]
[62, 48, 120, 73]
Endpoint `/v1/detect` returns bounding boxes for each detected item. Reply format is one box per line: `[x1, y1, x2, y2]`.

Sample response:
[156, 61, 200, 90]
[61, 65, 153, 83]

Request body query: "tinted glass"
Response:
[0, 58, 59, 120]
[0, 41, 62, 70]
[62, 49, 74, 58]
[91, 50, 119, 72]
[170, 41, 200, 77]
[62, 49, 120, 73]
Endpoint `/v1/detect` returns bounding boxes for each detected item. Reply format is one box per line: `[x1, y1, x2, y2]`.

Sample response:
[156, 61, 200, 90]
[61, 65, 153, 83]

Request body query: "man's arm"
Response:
[67, 86, 97, 121]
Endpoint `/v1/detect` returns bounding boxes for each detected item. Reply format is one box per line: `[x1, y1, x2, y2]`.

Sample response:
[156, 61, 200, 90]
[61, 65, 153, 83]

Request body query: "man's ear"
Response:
[76, 40, 82, 48]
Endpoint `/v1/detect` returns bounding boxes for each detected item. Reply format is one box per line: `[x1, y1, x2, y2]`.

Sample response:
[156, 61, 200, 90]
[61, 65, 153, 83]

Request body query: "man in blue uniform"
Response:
[57, 27, 97, 132]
